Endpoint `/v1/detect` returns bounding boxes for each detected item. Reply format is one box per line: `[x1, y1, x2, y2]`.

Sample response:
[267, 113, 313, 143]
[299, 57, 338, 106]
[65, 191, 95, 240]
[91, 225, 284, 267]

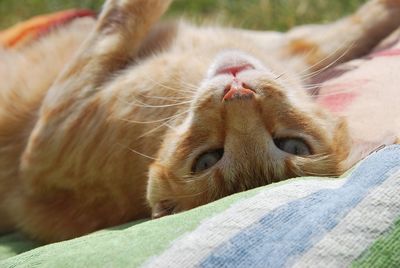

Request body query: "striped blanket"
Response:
[1, 145, 399, 267]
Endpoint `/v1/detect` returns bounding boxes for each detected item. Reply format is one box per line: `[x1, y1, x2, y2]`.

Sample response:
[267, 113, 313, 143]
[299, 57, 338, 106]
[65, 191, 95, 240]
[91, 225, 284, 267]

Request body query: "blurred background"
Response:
[0, 0, 367, 31]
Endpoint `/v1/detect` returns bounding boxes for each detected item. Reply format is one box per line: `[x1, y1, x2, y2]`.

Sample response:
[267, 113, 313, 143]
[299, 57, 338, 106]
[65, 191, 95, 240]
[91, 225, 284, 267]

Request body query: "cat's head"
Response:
[146, 50, 350, 218]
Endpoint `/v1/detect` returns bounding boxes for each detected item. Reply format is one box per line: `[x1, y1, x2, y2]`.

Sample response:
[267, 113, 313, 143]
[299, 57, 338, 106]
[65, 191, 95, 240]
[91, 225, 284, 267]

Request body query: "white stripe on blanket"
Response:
[292, 168, 400, 268]
[143, 178, 345, 268]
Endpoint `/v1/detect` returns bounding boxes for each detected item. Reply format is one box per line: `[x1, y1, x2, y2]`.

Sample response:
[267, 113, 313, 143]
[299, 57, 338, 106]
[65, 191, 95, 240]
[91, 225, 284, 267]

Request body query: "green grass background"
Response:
[0, 0, 367, 31]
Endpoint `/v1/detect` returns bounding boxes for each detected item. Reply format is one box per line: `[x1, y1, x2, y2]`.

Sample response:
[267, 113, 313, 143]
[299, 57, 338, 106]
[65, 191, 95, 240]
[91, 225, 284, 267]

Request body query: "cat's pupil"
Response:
[192, 149, 224, 173]
[273, 138, 311, 156]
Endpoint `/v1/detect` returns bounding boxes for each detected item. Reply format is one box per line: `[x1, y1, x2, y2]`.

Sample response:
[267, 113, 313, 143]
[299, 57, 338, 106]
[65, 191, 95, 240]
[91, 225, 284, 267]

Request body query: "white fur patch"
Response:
[207, 50, 271, 79]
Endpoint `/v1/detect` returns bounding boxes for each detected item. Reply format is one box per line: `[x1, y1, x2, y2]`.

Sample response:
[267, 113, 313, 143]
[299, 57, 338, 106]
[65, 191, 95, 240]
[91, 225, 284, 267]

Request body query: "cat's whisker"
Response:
[140, 83, 196, 99]
[303, 82, 329, 88]
[118, 96, 194, 109]
[181, 173, 211, 183]
[163, 122, 179, 133]
[141, 73, 197, 95]
[169, 75, 201, 90]
[170, 181, 214, 199]
[119, 108, 192, 125]
[313, 90, 355, 97]
[134, 98, 194, 108]
[138, 93, 193, 103]
[307, 84, 356, 97]
[160, 170, 213, 195]
[169, 188, 211, 199]
[120, 117, 176, 125]
[127, 147, 158, 161]
[138, 108, 194, 138]
[300, 41, 356, 82]
[178, 81, 200, 91]
[302, 83, 327, 95]
[298, 40, 354, 77]
[116, 143, 158, 162]
[274, 73, 285, 80]
[138, 121, 173, 139]
[303, 82, 355, 97]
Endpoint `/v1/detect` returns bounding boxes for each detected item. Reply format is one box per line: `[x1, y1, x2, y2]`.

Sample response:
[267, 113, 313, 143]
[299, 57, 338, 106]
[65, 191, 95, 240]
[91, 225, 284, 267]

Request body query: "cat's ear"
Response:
[339, 133, 398, 171]
[147, 163, 177, 219]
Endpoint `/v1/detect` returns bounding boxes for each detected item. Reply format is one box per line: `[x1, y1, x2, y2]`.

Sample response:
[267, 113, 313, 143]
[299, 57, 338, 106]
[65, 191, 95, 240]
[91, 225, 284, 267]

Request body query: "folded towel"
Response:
[0, 9, 95, 49]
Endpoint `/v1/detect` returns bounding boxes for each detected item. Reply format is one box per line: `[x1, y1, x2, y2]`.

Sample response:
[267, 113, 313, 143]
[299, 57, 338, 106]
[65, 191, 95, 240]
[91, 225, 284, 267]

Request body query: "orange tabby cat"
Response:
[0, 0, 399, 242]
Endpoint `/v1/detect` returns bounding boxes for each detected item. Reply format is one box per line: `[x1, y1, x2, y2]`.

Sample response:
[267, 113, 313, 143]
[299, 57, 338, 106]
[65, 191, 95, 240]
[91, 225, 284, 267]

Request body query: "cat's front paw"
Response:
[98, 0, 172, 34]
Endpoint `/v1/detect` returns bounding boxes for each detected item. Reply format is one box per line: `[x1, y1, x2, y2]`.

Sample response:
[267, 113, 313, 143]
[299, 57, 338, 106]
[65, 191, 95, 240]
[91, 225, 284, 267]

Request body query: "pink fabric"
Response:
[315, 28, 400, 142]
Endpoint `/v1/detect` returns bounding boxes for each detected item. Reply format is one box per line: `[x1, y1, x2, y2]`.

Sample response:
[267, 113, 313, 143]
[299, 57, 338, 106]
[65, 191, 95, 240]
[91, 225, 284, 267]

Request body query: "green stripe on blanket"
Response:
[353, 218, 400, 267]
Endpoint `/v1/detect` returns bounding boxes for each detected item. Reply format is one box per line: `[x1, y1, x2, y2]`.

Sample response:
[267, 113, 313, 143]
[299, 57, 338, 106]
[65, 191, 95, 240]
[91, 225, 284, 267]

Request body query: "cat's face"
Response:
[146, 50, 349, 218]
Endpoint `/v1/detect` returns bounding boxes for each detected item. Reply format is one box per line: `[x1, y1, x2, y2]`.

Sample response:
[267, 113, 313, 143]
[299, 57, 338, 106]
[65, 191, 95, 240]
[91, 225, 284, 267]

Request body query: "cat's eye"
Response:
[192, 149, 224, 173]
[274, 138, 311, 156]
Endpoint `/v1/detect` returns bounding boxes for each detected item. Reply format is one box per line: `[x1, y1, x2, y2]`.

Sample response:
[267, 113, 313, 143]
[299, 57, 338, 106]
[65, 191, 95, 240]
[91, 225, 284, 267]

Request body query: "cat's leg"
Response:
[279, 0, 400, 74]
[57, 0, 172, 85]
[14, 0, 172, 242]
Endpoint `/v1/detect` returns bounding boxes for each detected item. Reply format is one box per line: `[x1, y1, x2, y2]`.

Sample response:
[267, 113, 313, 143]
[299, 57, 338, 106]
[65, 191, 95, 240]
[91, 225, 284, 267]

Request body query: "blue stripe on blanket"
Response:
[200, 145, 400, 268]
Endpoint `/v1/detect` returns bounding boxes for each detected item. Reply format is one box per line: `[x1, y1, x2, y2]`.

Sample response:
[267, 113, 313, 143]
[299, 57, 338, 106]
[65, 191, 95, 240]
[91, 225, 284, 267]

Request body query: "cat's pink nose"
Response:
[223, 79, 255, 101]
